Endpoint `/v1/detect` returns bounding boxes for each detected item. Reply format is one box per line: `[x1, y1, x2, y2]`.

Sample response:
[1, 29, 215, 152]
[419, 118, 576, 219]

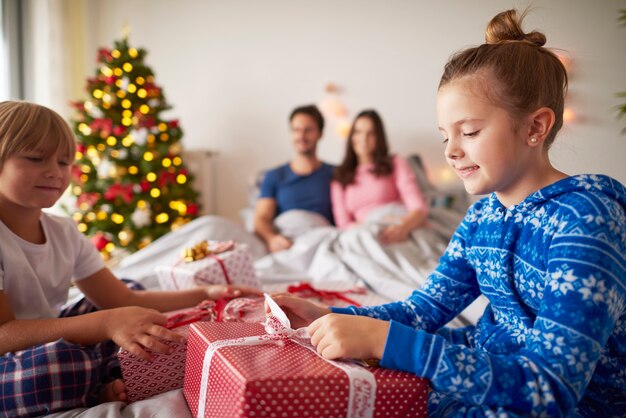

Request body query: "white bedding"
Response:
[44, 389, 191, 418]
[45, 206, 488, 417]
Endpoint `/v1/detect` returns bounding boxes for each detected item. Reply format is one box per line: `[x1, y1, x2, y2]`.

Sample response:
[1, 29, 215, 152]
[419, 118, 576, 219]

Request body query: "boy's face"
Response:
[290, 113, 322, 157]
[0, 145, 72, 213]
[436, 78, 533, 206]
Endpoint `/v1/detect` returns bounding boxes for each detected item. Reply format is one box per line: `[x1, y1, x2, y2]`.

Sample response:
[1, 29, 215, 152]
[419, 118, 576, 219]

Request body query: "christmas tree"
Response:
[70, 37, 200, 259]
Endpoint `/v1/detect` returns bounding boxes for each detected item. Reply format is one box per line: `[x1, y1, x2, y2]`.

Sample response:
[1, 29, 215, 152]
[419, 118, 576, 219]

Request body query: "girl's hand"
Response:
[205, 285, 263, 300]
[105, 306, 186, 361]
[379, 224, 410, 244]
[308, 314, 390, 360]
[267, 294, 331, 329]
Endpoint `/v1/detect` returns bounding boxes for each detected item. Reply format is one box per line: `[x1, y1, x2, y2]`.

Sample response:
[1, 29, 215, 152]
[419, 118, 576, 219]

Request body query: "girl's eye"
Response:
[59, 161, 70, 166]
[441, 138, 449, 144]
[26, 157, 43, 162]
[463, 130, 479, 137]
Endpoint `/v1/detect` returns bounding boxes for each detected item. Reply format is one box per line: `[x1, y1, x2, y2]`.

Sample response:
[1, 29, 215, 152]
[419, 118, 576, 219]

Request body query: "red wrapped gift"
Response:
[155, 240, 259, 291]
[183, 321, 428, 417]
[118, 301, 216, 403]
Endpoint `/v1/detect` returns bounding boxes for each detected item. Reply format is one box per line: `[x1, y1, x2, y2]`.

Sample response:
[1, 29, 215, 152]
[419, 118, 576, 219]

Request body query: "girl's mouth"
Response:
[457, 166, 479, 178]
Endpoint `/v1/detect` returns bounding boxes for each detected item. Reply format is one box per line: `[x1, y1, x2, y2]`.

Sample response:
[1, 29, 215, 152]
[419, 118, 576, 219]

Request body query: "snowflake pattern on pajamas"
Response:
[332, 175, 626, 417]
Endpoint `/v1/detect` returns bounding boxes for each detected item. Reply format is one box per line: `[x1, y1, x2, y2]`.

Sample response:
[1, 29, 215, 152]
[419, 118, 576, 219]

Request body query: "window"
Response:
[0, 0, 23, 100]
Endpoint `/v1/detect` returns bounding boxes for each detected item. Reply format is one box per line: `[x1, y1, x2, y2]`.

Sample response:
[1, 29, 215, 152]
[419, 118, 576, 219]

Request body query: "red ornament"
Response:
[157, 171, 176, 187]
[86, 77, 99, 91]
[90, 118, 113, 136]
[97, 48, 112, 62]
[92, 233, 110, 251]
[140, 180, 150, 193]
[187, 203, 199, 216]
[104, 76, 118, 85]
[104, 183, 134, 204]
[77, 192, 101, 208]
[69, 101, 85, 111]
[169, 120, 179, 129]
[113, 125, 126, 136]
[71, 165, 84, 183]
[138, 115, 156, 128]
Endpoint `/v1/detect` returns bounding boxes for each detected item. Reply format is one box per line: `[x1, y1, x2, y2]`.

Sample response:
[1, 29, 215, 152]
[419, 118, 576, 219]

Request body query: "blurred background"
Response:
[2, 0, 625, 221]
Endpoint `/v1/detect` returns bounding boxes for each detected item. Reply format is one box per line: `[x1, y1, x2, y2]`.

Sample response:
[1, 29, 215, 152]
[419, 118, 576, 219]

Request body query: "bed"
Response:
[43, 155, 484, 417]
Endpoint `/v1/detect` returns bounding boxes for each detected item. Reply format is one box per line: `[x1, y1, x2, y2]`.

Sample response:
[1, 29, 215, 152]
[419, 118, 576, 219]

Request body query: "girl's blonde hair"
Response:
[0, 101, 76, 169]
[439, 9, 568, 148]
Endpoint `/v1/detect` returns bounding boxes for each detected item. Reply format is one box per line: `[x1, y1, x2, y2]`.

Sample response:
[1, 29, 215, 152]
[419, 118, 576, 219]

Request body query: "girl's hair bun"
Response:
[485, 9, 546, 47]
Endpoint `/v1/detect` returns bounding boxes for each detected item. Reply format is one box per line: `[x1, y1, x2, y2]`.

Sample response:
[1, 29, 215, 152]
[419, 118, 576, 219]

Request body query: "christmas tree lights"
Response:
[70, 37, 200, 259]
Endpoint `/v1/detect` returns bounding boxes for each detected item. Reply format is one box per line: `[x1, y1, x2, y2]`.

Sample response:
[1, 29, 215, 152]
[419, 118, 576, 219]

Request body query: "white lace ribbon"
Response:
[196, 294, 377, 418]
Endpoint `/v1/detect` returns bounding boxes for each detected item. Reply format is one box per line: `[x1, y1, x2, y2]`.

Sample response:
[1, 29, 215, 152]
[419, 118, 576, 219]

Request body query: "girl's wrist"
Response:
[373, 321, 390, 359]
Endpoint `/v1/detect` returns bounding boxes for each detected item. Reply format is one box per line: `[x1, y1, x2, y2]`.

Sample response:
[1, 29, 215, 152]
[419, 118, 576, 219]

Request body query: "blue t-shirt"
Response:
[259, 162, 335, 224]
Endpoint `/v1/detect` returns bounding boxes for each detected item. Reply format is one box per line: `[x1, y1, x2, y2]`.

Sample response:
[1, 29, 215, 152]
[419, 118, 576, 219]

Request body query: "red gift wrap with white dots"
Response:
[118, 303, 215, 403]
[155, 242, 259, 290]
[183, 322, 428, 418]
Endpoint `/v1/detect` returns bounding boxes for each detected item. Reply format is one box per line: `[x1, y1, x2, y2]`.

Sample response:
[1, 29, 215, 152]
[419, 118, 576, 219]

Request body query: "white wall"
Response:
[77, 0, 626, 221]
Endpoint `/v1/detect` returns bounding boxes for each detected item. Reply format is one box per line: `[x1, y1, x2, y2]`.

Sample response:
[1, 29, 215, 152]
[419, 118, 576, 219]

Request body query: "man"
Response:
[254, 105, 334, 253]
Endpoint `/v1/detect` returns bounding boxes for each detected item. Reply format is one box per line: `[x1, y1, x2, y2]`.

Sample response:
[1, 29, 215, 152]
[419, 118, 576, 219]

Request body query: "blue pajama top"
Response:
[332, 174, 626, 417]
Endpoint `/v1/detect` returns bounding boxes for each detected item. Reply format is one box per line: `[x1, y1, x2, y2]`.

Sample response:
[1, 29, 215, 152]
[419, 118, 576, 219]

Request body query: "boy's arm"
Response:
[0, 291, 179, 358]
[75, 267, 259, 313]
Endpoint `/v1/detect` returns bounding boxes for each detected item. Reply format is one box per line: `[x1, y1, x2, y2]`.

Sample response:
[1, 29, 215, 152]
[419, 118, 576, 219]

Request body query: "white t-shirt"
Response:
[0, 213, 105, 319]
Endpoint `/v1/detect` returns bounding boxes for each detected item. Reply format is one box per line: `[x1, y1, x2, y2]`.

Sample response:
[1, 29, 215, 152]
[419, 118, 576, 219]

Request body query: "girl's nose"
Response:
[444, 137, 463, 160]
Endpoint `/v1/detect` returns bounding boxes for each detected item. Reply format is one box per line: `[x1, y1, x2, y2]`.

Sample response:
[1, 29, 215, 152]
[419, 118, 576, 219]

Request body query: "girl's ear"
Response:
[527, 107, 555, 147]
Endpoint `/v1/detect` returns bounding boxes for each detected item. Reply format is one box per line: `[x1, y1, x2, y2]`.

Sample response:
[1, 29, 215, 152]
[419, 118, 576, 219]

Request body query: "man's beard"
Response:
[297, 147, 316, 157]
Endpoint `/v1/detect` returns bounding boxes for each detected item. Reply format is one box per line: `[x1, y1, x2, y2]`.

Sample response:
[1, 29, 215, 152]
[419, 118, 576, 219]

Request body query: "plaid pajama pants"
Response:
[0, 279, 144, 417]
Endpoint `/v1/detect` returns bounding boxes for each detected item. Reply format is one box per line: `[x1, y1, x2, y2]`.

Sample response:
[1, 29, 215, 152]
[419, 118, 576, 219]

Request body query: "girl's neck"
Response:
[497, 163, 568, 207]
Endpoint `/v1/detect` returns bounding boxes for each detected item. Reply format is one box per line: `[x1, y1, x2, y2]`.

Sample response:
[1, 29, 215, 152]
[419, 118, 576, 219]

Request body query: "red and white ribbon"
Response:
[196, 294, 377, 418]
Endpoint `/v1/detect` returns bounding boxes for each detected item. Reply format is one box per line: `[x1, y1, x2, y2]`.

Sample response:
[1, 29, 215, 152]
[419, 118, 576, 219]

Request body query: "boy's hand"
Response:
[308, 314, 389, 360]
[205, 285, 263, 300]
[105, 306, 186, 361]
[268, 293, 331, 329]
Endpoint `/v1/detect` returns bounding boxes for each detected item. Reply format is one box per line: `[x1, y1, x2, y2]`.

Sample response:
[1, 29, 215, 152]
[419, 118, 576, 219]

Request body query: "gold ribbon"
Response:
[181, 240, 235, 263]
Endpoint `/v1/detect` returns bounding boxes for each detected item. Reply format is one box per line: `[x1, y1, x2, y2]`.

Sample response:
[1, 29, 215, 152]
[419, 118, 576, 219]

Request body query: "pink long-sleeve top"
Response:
[330, 155, 428, 229]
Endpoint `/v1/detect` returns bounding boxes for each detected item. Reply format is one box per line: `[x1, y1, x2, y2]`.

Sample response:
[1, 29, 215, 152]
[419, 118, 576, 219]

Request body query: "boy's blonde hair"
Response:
[0, 101, 77, 170]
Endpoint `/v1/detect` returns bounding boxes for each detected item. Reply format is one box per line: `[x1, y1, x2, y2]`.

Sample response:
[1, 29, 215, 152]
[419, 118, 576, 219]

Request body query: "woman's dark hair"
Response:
[289, 104, 324, 133]
[333, 109, 393, 186]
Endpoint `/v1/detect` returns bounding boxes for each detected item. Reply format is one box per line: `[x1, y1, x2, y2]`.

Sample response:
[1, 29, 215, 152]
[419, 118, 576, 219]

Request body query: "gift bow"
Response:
[171, 240, 236, 287]
[196, 294, 377, 418]
[181, 240, 235, 262]
[165, 299, 215, 329]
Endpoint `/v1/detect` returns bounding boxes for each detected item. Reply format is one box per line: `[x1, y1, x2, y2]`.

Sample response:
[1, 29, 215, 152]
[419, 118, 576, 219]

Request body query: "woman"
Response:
[331, 110, 428, 244]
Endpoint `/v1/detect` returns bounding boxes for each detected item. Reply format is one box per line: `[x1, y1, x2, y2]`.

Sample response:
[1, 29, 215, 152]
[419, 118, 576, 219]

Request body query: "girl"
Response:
[331, 110, 428, 244]
[274, 9, 626, 417]
[0, 101, 259, 416]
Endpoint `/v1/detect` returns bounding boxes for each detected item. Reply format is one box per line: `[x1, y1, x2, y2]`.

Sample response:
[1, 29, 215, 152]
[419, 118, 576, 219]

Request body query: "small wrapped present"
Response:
[183, 295, 428, 418]
[118, 300, 216, 403]
[156, 240, 259, 291]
